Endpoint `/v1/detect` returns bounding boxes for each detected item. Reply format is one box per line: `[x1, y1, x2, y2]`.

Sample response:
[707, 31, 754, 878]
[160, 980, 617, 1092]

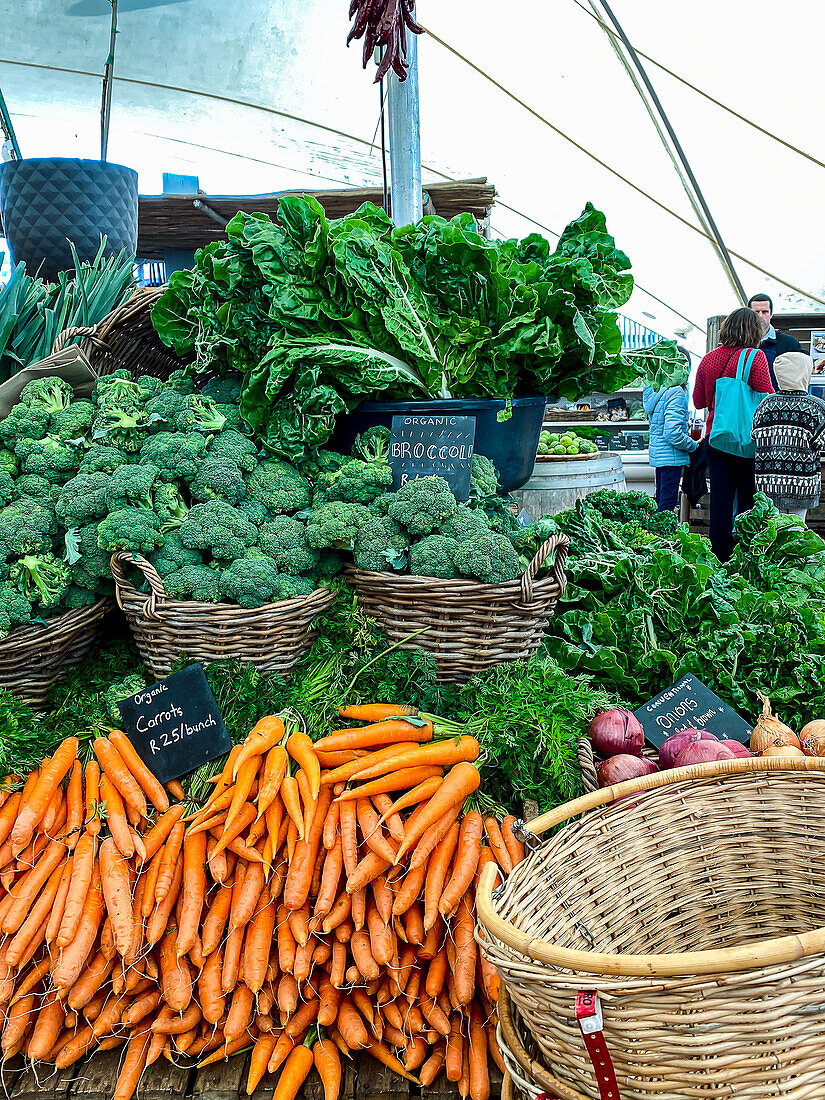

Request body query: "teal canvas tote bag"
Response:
[708, 349, 764, 459]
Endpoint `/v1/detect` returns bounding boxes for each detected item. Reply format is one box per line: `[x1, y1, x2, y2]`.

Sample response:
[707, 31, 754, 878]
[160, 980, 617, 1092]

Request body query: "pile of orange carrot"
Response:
[0, 703, 524, 1100]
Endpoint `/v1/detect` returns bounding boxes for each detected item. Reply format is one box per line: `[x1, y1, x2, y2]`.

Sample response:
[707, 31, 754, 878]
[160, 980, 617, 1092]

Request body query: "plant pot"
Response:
[331, 395, 548, 493]
[0, 158, 138, 280]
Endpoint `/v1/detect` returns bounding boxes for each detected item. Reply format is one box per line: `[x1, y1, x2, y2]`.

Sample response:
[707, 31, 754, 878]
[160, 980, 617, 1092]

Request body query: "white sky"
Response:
[1, 0, 823, 356]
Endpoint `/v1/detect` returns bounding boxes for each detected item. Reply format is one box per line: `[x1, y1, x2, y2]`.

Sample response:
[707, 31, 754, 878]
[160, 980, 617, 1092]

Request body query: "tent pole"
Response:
[386, 9, 422, 226]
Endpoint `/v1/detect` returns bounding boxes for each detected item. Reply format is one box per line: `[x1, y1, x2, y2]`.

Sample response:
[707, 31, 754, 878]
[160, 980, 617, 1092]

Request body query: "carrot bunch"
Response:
[0, 704, 523, 1100]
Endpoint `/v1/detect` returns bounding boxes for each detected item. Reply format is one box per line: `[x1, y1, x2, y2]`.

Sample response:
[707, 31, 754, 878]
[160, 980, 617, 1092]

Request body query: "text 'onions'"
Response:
[588, 709, 644, 757]
[659, 728, 717, 770]
[597, 754, 658, 787]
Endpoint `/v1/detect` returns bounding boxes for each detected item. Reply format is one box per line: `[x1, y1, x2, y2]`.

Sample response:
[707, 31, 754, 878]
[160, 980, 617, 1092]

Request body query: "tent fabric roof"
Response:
[1, 0, 823, 358]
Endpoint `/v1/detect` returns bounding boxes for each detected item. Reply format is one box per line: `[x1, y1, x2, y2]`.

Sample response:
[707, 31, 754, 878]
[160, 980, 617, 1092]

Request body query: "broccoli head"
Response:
[153, 483, 189, 532]
[18, 376, 74, 415]
[317, 459, 393, 506]
[387, 476, 457, 536]
[97, 508, 163, 554]
[104, 463, 160, 512]
[470, 454, 500, 499]
[0, 404, 49, 450]
[92, 370, 140, 407]
[143, 389, 192, 434]
[165, 370, 196, 395]
[352, 425, 391, 464]
[0, 498, 57, 559]
[258, 516, 319, 576]
[190, 460, 247, 506]
[177, 394, 227, 435]
[221, 555, 282, 608]
[408, 535, 461, 580]
[0, 586, 32, 637]
[441, 503, 492, 543]
[215, 405, 244, 432]
[66, 524, 111, 590]
[12, 475, 59, 508]
[56, 471, 110, 528]
[9, 551, 71, 609]
[14, 434, 82, 483]
[200, 373, 242, 405]
[452, 531, 521, 584]
[305, 501, 370, 551]
[475, 493, 522, 540]
[0, 469, 14, 507]
[91, 403, 151, 454]
[0, 449, 17, 477]
[179, 500, 258, 561]
[313, 552, 344, 581]
[50, 400, 95, 441]
[300, 449, 348, 480]
[237, 499, 271, 526]
[246, 460, 311, 516]
[353, 516, 409, 573]
[79, 445, 127, 475]
[136, 376, 164, 399]
[275, 574, 314, 600]
[61, 584, 98, 610]
[139, 432, 207, 484]
[164, 564, 225, 603]
[103, 674, 147, 724]
[148, 531, 202, 578]
[369, 494, 394, 517]
[207, 430, 258, 473]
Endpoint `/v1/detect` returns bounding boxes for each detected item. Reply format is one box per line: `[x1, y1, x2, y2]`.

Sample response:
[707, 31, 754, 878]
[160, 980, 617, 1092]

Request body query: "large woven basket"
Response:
[110, 552, 335, 679]
[0, 598, 114, 709]
[346, 533, 569, 683]
[477, 758, 825, 1100]
[53, 287, 191, 381]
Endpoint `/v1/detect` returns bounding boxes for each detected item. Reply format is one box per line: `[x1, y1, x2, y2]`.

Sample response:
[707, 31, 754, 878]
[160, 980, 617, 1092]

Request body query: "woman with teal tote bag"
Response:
[693, 308, 774, 561]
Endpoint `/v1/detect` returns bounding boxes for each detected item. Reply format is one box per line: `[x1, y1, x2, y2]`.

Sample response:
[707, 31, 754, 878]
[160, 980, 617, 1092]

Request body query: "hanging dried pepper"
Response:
[347, 0, 423, 82]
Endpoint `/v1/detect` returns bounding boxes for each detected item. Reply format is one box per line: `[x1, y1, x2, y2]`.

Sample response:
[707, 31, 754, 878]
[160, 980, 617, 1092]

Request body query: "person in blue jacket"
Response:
[644, 369, 698, 512]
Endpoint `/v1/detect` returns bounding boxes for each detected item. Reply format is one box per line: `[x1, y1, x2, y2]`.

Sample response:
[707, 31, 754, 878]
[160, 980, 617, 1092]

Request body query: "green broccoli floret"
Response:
[369, 494, 394, 517]
[0, 404, 49, 450]
[153, 483, 189, 532]
[50, 400, 95, 441]
[408, 535, 461, 579]
[65, 524, 111, 591]
[144, 389, 192, 434]
[352, 425, 391, 464]
[512, 516, 560, 559]
[0, 499, 57, 558]
[12, 475, 59, 508]
[14, 435, 82, 483]
[207, 430, 258, 473]
[0, 448, 18, 476]
[61, 584, 98, 610]
[165, 370, 195, 395]
[91, 370, 137, 405]
[79, 445, 127, 475]
[221, 555, 283, 607]
[475, 493, 522, 539]
[246, 460, 311, 516]
[0, 586, 32, 637]
[275, 574, 314, 601]
[258, 516, 319, 576]
[314, 552, 344, 581]
[164, 564, 225, 603]
[104, 674, 147, 723]
[9, 552, 71, 608]
[139, 432, 207, 484]
[441, 504, 492, 542]
[353, 516, 409, 572]
[317, 459, 393, 506]
[306, 501, 370, 550]
[191, 460, 247, 506]
[452, 531, 521, 584]
[55, 471, 110, 528]
[0, 469, 14, 507]
[215, 405, 244, 432]
[136, 376, 164, 399]
[104, 463, 160, 512]
[301, 450, 348, 480]
[237, 500, 271, 526]
[178, 394, 227, 435]
[97, 508, 163, 554]
[388, 476, 457, 536]
[179, 500, 258, 561]
[18, 376, 74, 415]
[91, 403, 150, 453]
[200, 373, 242, 404]
[148, 531, 202, 578]
[470, 454, 500, 499]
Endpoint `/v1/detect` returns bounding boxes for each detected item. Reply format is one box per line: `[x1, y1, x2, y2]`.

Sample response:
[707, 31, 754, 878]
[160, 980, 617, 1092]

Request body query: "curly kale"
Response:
[388, 476, 457, 536]
[585, 489, 656, 526]
[104, 463, 160, 512]
[18, 376, 74, 415]
[56, 471, 110, 528]
[408, 535, 462, 579]
[353, 516, 409, 572]
[148, 531, 203, 578]
[153, 483, 189, 532]
[9, 552, 71, 609]
[441, 503, 492, 542]
[469, 453, 500, 499]
[14, 435, 82, 483]
[352, 425, 391, 464]
[179, 500, 258, 561]
[258, 515, 319, 576]
[97, 508, 163, 554]
[190, 460, 247, 506]
[79, 445, 127, 475]
[0, 588, 32, 637]
[206, 429, 259, 473]
[306, 501, 370, 550]
[138, 432, 207, 484]
[317, 459, 393, 506]
[247, 460, 311, 516]
[452, 531, 521, 584]
[164, 564, 225, 603]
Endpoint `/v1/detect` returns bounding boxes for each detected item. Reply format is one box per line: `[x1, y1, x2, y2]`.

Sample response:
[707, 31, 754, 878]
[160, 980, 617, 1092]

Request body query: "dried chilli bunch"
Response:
[347, 0, 423, 82]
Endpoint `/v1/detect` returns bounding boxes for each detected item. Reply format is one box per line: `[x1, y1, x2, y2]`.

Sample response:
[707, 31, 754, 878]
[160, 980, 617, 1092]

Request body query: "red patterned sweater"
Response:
[692, 346, 774, 433]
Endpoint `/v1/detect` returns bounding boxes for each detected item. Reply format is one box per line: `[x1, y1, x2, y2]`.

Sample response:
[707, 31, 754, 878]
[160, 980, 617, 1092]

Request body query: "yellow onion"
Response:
[800, 720, 825, 758]
[750, 692, 799, 754]
[762, 744, 805, 759]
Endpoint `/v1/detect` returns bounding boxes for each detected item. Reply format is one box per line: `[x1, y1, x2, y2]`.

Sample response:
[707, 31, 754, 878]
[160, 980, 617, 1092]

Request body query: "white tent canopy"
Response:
[1, 0, 823, 356]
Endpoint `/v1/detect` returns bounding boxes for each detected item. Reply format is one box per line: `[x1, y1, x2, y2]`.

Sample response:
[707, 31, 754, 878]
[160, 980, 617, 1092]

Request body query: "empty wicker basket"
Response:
[111, 552, 335, 679]
[346, 533, 569, 683]
[0, 598, 114, 708]
[477, 757, 825, 1100]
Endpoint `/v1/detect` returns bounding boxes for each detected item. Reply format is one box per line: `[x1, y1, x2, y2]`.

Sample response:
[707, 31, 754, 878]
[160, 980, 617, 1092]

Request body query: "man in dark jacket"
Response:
[748, 292, 804, 387]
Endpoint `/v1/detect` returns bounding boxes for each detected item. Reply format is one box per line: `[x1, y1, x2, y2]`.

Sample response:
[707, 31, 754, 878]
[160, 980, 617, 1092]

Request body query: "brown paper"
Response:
[0, 346, 97, 420]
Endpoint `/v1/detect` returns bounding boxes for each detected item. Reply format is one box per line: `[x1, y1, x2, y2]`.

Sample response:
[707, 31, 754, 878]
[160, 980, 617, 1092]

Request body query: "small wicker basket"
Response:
[0, 599, 114, 709]
[110, 552, 335, 680]
[346, 533, 569, 683]
[53, 287, 191, 381]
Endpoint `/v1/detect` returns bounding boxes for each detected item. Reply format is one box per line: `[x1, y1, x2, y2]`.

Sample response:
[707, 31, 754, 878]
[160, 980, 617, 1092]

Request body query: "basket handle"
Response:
[110, 551, 169, 621]
[519, 533, 569, 604]
[52, 324, 102, 354]
[498, 987, 590, 1100]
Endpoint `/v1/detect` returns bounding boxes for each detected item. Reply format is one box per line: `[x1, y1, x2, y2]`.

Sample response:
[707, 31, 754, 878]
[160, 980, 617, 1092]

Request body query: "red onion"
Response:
[674, 734, 733, 768]
[659, 727, 718, 769]
[597, 754, 658, 788]
[588, 709, 644, 757]
[719, 740, 752, 759]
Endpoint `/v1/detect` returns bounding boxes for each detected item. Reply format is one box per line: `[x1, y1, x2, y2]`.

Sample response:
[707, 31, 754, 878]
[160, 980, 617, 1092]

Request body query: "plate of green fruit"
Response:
[536, 429, 601, 460]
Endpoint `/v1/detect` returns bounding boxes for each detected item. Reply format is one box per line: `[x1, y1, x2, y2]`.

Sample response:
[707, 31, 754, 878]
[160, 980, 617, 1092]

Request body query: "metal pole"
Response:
[386, 10, 422, 226]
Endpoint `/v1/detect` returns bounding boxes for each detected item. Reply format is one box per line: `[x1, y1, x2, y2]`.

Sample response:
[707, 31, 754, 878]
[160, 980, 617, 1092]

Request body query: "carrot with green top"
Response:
[394, 762, 480, 864]
[109, 729, 169, 813]
[321, 743, 420, 787]
[349, 738, 480, 785]
[337, 703, 418, 722]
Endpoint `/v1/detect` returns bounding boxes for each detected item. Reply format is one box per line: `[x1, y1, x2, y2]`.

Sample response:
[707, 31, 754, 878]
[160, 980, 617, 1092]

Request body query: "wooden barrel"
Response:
[513, 452, 627, 519]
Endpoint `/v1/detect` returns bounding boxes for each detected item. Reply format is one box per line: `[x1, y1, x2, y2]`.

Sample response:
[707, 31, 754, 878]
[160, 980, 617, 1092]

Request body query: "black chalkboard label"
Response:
[634, 674, 752, 748]
[389, 415, 476, 501]
[116, 665, 232, 784]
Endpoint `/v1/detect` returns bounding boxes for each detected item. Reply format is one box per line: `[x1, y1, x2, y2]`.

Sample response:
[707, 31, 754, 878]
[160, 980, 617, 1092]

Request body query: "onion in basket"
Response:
[587, 708, 644, 757]
[597, 754, 658, 787]
[659, 727, 717, 769]
[751, 692, 799, 753]
[800, 720, 825, 757]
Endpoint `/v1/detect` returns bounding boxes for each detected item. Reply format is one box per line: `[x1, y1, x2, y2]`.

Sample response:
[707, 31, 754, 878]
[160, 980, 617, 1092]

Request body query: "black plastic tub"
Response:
[331, 395, 548, 493]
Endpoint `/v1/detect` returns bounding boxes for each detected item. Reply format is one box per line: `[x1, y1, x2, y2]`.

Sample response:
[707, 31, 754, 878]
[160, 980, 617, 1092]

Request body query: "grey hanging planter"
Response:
[0, 157, 138, 281]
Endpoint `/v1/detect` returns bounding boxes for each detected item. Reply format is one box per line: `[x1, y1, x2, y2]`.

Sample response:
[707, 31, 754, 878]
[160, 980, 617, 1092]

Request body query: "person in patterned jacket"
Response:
[752, 352, 825, 521]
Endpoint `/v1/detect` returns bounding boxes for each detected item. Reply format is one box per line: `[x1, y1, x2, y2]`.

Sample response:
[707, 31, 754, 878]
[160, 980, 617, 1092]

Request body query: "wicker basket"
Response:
[53, 287, 191, 381]
[0, 599, 114, 709]
[478, 757, 825, 1100]
[111, 552, 335, 679]
[346, 534, 569, 683]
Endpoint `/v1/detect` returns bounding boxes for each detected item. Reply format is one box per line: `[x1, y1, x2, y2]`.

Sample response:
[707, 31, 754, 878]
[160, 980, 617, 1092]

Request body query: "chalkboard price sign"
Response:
[116, 665, 232, 784]
[634, 673, 753, 748]
[389, 415, 476, 500]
